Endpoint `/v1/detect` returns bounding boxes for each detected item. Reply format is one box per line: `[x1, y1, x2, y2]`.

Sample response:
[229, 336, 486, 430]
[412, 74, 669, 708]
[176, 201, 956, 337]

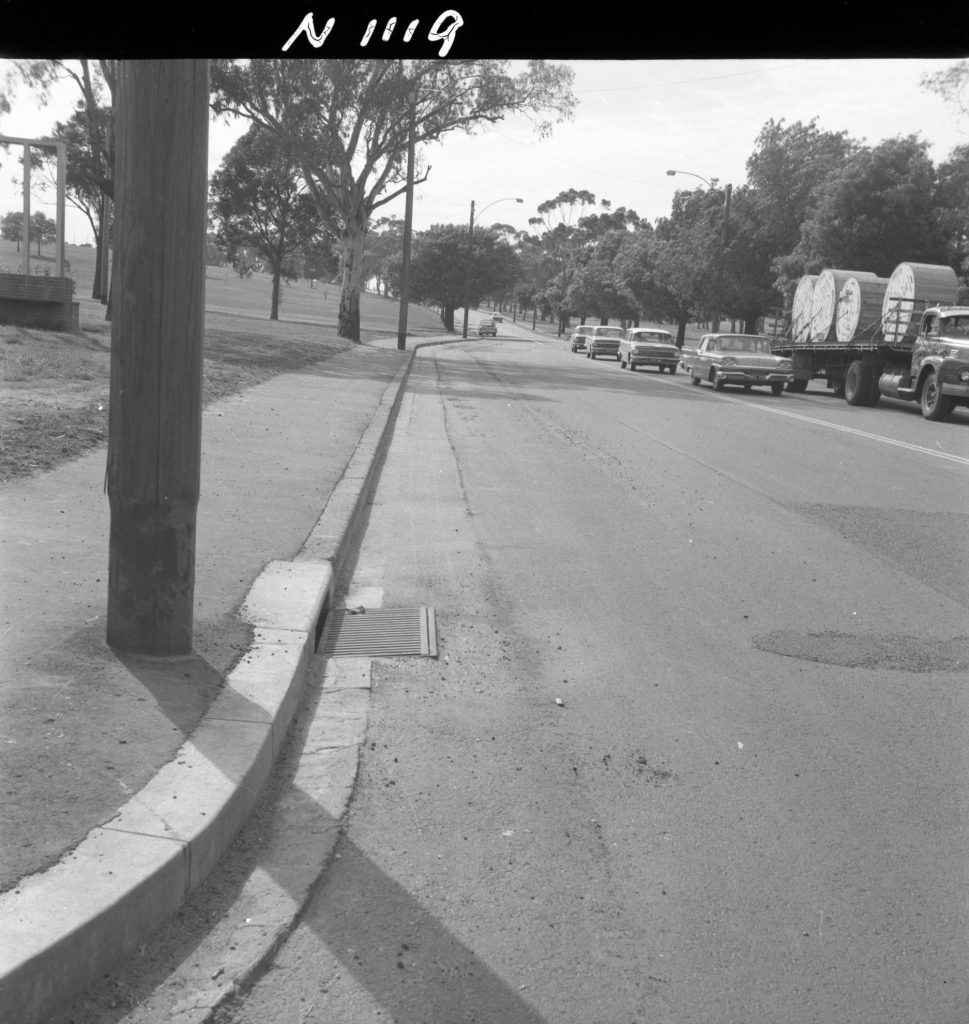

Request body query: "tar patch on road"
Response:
[753, 630, 969, 672]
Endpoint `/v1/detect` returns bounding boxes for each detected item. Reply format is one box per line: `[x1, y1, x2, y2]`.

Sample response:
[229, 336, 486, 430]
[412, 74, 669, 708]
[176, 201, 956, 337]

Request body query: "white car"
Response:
[585, 326, 624, 360]
[618, 328, 679, 373]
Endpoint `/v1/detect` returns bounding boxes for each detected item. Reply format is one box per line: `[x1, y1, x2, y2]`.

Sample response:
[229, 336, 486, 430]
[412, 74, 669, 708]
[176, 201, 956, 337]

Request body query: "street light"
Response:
[666, 169, 732, 332]
[461, 196, 523, 339]
[665, 168, 712, 189]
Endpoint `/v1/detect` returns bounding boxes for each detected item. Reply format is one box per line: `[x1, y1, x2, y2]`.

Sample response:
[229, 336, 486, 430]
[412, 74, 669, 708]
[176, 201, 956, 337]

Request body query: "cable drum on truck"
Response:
[809, 269, 878, 344]
[791, 275, 818, 345]
[880, 262, 960, 344]
[835, 276, 889, 344]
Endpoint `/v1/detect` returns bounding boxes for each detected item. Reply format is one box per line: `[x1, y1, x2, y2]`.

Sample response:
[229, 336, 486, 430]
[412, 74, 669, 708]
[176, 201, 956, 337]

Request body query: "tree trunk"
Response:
[442, 304, 455, 332]
[270, 267, 281, 320]
[675, 312, 689, 348]
[92, 234, 103, 300]
[106, 59, 208, 656]
[338, 221, 366, 341]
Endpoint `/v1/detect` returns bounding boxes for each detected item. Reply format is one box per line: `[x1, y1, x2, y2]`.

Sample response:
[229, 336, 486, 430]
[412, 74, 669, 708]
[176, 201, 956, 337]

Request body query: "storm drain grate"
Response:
[320, 606, 438, 658]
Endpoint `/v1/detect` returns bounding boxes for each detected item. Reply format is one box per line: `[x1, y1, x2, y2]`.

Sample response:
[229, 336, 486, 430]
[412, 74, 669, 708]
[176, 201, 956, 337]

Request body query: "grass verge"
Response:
[0, 314, 359, 482]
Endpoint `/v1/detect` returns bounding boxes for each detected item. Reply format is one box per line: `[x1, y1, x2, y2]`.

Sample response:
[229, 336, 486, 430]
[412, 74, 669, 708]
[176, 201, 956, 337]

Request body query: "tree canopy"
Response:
[409, 223, 520, 332]
[210, 58, 575, 341]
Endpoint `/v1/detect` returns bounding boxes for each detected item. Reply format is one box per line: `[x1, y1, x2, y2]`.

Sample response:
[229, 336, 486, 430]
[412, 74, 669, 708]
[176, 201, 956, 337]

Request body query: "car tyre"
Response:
[691, 370, 701, 386]
[771, 383, 784, 396]
[711, 370, 724, 391]
[921, 370, 956, 421]
[668, 364, 677, 374]
[787, 379, 808, 393]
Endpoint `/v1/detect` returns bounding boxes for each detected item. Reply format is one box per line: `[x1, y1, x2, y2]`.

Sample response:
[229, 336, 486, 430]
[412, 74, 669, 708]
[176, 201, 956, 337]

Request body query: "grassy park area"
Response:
[0, 241, 447, 481]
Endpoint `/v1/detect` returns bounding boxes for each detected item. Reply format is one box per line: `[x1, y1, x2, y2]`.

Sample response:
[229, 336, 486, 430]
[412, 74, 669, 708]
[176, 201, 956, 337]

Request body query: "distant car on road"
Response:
[570, 327, 592, 353]
[492, 313, 503, 322]
[689, 333, 793, 395]
[477, 319, 498, 336]
[585, 326, 624, 360]
[619, 328, 680, 373]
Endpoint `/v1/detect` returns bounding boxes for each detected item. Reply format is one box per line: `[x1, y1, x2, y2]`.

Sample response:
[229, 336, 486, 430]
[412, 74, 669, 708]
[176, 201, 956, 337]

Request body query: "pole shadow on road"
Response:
[54, 649, 550, 1024]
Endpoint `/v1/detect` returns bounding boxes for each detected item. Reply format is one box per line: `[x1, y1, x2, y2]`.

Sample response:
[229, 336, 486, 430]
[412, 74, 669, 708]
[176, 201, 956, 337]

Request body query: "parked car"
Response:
[689, 333, 793, 394]
[619, 328, 680, 373]
[477, 319, 498, 336]
[570, 327, 593, 352]
[585, 326, 624, 360]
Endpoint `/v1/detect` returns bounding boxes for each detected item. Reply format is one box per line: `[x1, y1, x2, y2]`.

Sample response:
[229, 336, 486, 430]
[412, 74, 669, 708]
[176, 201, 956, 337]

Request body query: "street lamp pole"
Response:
[396, 89, 417, 351]
[666, 169, 731, 332]
[461, 196, 523, 339]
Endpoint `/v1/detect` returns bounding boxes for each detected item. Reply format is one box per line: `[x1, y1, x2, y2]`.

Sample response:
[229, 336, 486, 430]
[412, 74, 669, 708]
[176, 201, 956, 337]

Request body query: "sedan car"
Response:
[492, 313, 504, 322]
[585, 325, 624, 360]
[570, 327, 592, 353]
[477, 319, 498, 336]
[619, 328, 679, 373]
[689, 333, 793, 394]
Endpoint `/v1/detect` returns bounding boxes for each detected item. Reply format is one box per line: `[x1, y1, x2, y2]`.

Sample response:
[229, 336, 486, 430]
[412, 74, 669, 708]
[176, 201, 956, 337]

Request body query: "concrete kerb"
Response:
[0, 333, 461, 1024]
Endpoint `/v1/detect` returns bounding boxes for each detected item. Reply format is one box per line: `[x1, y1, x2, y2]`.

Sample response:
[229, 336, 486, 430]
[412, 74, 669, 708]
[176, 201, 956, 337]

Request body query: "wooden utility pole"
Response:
[106, 60, 209, 655]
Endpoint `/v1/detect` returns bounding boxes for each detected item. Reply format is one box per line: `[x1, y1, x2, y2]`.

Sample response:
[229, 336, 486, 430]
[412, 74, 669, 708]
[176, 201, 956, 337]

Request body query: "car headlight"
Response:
[959, 369, 969, 383]
[777, 359, 793, 371]
[720, 357, 737, 366]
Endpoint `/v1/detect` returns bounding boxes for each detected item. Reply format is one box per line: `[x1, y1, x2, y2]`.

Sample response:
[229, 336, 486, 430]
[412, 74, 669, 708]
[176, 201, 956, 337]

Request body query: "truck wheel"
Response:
[668, 364, 677, 375]
[787, 379, 808, 393]
[844, 360, 869, 405]
[921, 371, 956, 421]
[862, 356, 882, 406]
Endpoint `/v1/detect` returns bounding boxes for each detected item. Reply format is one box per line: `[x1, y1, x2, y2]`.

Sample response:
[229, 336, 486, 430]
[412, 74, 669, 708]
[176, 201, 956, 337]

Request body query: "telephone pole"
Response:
[105, 60, 209, 655]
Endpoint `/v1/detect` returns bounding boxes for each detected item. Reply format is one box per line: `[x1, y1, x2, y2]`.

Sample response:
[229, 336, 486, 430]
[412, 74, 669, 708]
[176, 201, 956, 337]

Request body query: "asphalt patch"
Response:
[752, 630, 969, 672]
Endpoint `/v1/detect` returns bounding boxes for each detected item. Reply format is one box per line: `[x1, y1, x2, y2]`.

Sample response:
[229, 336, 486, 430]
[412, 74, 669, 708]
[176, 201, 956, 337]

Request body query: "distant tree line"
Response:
[3, 59, 966, 334]
[499, 121, 968, 346]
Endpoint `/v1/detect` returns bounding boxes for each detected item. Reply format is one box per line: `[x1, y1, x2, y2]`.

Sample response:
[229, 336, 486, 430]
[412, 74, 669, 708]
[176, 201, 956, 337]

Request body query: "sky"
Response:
[0, 58, 965, 248]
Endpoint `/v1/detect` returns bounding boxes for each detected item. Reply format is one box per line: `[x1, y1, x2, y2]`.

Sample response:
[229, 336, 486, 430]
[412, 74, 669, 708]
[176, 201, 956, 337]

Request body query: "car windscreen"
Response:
[718, 336, 772, 353]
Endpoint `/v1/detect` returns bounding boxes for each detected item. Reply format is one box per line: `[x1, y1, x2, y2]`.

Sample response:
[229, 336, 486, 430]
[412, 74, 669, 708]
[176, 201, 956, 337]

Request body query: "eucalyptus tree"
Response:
[210, 59, 575, 341]
[408, 223, 520, 332]
[209, 126, 331, 320]
[39, 105, 112, 295]
[14, 60, 116, 301]
[935, 143, 969, 296]
[921, 59, 969, 123]
[782, 135, 948, 280]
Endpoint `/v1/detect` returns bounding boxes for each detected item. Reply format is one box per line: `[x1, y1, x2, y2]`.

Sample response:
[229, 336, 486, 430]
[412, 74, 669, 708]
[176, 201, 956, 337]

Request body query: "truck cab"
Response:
[886, 306, 969, 421]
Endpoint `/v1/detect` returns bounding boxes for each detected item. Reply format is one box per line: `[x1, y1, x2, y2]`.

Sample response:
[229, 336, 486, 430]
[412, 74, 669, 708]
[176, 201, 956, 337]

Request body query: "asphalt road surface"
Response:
[218, 327, 969, 1024]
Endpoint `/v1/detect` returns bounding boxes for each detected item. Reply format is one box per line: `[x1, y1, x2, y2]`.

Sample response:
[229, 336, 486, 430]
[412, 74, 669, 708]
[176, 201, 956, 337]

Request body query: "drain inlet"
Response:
[320, 606, 437, 658]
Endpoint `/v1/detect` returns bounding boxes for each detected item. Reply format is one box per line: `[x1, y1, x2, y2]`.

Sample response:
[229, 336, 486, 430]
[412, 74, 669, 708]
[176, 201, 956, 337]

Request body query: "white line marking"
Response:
[674, 380, 969, 467]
